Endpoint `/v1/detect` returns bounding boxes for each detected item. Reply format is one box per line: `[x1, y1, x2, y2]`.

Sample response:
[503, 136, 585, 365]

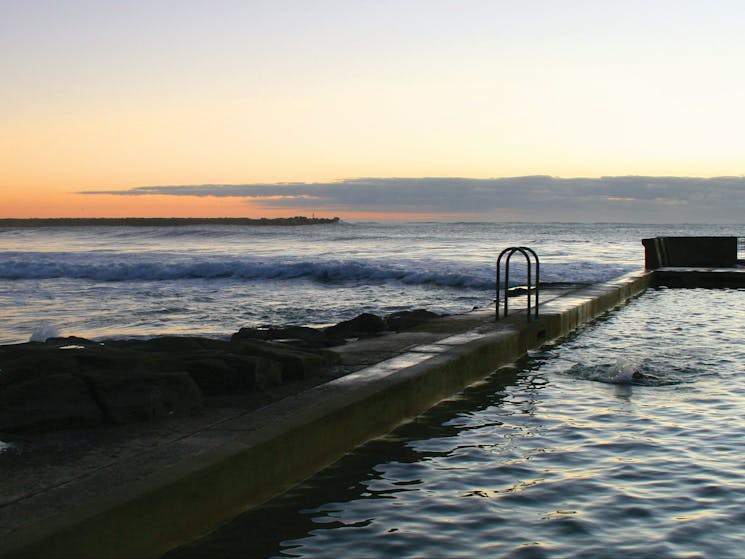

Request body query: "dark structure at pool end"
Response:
[642, 236, 738, 268]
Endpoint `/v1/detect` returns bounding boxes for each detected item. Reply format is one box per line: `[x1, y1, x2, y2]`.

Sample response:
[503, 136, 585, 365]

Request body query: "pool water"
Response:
[166, 288, 745, 559]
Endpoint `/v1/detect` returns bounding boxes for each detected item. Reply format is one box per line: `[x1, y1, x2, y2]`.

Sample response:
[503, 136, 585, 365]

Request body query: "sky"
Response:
[2, 0, 744, 221]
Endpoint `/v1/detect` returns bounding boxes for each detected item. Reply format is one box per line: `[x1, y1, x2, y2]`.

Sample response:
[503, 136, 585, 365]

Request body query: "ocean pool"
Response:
[167, 287, 745, 559]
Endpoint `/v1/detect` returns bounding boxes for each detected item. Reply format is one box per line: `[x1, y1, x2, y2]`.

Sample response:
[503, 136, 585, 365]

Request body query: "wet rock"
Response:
[0, 351, 80, 387]
[223, 355, 283, 390]
[324, 313, 386, 339]
[83, 370, 202, 424]
[270, 326, 347, 348]
[384, 309, 442, 331]
[231, 340, 338, 381]
[113, 336, 230, 353]
[185, 355, 282, 395]
[505, 287, 538, 297]
[44, 336, 102, 348]
[0, 373, 104, 432]
[231, 326, 346, 348]
[0, 331, 343, 432]
[71, 347, 144, 374]
[231, 327, 271, 342]
[270, 326, 324, 341]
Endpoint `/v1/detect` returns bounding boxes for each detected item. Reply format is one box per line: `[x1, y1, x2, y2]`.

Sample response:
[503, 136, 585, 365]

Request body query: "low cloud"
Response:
[81, 176, 745, 222]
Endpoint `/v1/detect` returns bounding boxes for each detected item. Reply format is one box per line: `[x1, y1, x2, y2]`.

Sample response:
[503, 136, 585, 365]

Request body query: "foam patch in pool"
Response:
[565, 357, 684, 386]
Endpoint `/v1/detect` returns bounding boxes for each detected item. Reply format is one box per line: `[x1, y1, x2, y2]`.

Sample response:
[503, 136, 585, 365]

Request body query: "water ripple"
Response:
[166, 288, 745, 559]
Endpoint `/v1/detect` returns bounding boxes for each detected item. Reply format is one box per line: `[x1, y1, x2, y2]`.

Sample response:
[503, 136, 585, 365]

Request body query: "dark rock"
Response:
[324, 313, 385, 338]
[0, 351, 80, 387]
[83, 370, 202, 424]
[223, 355, 283, 390]
[384, 309, 442, 331]
[231, 327, 271, 342]
[44, 336, 101, 348]
[185, 355, 282, 395]
[506, 287, 537, 297]
[277, 336, 347, 350]
[231, 340, 337, 381]
[0, 329, 343, 432]
[268, 326, 339, 346]
[118, 336, 230, 353]
[271, 326, 325, 340]
[0, 373, 104, 432]
[231, 326, 346, 348]
[71, 347, 144, 373]
[185, 358, 240, 395]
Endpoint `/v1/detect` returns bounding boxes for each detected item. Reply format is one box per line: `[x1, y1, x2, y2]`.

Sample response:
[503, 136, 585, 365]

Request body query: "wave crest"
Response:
[0, 252, 634, 289]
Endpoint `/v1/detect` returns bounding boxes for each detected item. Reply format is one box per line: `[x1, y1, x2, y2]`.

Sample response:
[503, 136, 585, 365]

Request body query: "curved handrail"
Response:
[496, 246, 540, 321]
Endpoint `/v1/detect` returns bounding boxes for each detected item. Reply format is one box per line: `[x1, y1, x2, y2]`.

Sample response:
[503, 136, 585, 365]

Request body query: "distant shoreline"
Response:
[0, 216, 341, 227]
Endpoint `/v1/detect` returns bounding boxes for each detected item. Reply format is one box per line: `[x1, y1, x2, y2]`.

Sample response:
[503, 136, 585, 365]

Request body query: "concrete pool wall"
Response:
[4, 264, 745, 558]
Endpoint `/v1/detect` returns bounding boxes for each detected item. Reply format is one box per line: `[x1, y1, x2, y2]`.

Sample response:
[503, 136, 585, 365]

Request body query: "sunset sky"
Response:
[2, 0, 744, 221]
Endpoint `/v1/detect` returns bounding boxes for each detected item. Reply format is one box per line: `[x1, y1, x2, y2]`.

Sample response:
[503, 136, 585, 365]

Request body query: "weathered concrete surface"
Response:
[0, 273, 652, 559]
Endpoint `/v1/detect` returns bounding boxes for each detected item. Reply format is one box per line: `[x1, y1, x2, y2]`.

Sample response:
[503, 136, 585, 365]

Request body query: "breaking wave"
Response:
[0, 251, 635, 288]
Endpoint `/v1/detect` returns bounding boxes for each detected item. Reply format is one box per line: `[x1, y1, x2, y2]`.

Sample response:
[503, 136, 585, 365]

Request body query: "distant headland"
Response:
[0, 216, 341, 227]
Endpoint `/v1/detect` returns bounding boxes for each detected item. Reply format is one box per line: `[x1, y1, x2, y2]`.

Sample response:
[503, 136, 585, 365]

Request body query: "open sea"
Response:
[0, 221, 742, 345]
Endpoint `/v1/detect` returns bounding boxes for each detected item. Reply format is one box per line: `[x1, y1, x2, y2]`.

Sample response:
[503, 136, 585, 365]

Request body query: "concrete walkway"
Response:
[0, 271, 652, 558]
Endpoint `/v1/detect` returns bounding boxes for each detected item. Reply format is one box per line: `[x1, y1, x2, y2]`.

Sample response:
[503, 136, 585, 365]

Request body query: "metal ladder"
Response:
[496, 247, 540, 321]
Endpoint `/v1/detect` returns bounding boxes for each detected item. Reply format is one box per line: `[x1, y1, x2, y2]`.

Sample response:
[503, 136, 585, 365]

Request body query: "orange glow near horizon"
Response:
[0, 194, 299, 219]
[0, 191, 463, 222]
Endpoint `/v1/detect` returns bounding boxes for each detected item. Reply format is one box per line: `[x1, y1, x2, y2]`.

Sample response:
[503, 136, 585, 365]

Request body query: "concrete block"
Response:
[642, 236, 737, 268]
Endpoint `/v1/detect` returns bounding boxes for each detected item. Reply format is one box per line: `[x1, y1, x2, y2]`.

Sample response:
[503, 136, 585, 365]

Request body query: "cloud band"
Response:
[80, 176, 745, 222]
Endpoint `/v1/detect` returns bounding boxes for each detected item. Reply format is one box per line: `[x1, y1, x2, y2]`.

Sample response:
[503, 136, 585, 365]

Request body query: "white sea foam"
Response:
[0, 252, 634, 288]
[565, 359, 633, 384]
[29, 323, 60, 343]
[565, 357, 685, 386]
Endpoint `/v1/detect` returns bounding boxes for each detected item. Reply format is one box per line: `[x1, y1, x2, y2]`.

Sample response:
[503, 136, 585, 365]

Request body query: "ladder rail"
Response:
[496, 246, 540, 321]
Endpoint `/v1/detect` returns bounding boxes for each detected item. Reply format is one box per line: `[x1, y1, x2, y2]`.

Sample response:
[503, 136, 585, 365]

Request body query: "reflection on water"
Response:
[166, 289, 745, 559]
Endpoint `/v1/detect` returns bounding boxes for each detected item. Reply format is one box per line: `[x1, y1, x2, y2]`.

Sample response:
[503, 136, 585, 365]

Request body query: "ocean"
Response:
[0, 221, 742, 345]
